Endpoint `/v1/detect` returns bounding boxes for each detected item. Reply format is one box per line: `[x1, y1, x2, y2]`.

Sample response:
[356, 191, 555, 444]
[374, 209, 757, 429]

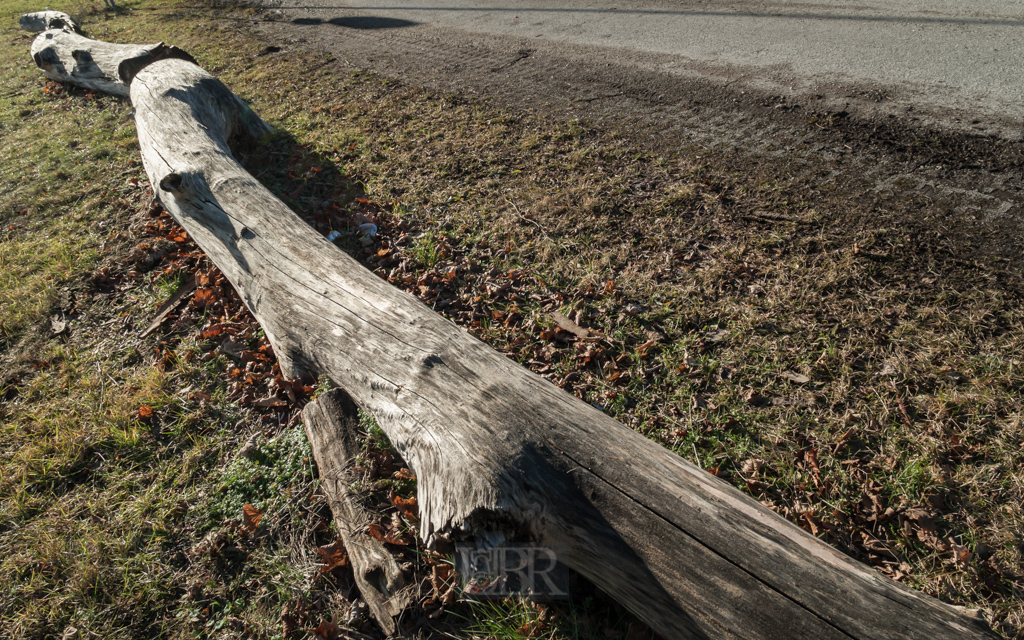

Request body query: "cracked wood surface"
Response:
[127, 57, 996, 640]
[28, 25, 1000, 640]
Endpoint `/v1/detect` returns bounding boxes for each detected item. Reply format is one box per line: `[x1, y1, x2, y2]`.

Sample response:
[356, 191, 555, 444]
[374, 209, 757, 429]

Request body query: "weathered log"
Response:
[302, 389, 412, 636]
[29, 28, 194, 97]
[20, 10, 82, 34]
[33, 30, 998, 640]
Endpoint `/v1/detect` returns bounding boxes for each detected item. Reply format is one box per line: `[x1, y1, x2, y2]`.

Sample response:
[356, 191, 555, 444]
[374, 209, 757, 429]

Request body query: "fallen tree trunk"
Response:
[19, 10, 83, 34]
[27, 17, 193, 97]
[30, 27, 998, 640]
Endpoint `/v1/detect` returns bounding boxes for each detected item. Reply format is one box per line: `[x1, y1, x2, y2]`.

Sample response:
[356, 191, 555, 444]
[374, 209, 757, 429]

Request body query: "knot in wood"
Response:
[159, 172, 183, 194]
[421, 354, 444, 369]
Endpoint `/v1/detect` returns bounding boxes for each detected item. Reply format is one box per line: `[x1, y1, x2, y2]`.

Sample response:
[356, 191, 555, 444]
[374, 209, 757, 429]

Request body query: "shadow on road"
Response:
[291, 15, 417, 28]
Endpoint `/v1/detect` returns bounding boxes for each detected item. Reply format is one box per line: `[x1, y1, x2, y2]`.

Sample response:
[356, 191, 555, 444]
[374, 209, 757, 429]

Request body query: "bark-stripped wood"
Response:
[303, 389, 412, 637]
[19, 10, 82, 34]
[30, 29, 998, 640]
[29, 28, 193, 97]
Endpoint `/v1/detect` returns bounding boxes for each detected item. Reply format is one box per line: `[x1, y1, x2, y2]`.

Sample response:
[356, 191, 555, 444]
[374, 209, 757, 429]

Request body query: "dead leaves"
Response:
[635, 338, 659, 357]
[736, 427, 1009, 596]
[316, 540, 349, 575]
[902, 508, 937, 536]
[429, 562, 459, 607]
[804, 448, 821, 481]
[191, 287, 217, 309]
[352, 449, 420, 545]
[549, 310, 599, 340]
[367, 517, 414, 547]
[390, 492, 418, 521]
[393, 467, 415, 481]
[124, 200, 316, 438]
[310, 619, 348, 640]
[281, 598, 306, 639]
[356, 449, 409, 481]
[254, 395, 288, 408]
[371, 222, 667, 403]
[780, 370, 810, 384]
[242, 504, 263, 532]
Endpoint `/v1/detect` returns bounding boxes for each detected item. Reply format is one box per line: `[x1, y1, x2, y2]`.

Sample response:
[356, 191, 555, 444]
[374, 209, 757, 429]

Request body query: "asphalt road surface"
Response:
[260, 0, 1023, 137]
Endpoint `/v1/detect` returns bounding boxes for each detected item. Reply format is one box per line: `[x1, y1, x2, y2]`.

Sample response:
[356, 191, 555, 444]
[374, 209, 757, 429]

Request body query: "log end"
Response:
[31, 45, 63, 76]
